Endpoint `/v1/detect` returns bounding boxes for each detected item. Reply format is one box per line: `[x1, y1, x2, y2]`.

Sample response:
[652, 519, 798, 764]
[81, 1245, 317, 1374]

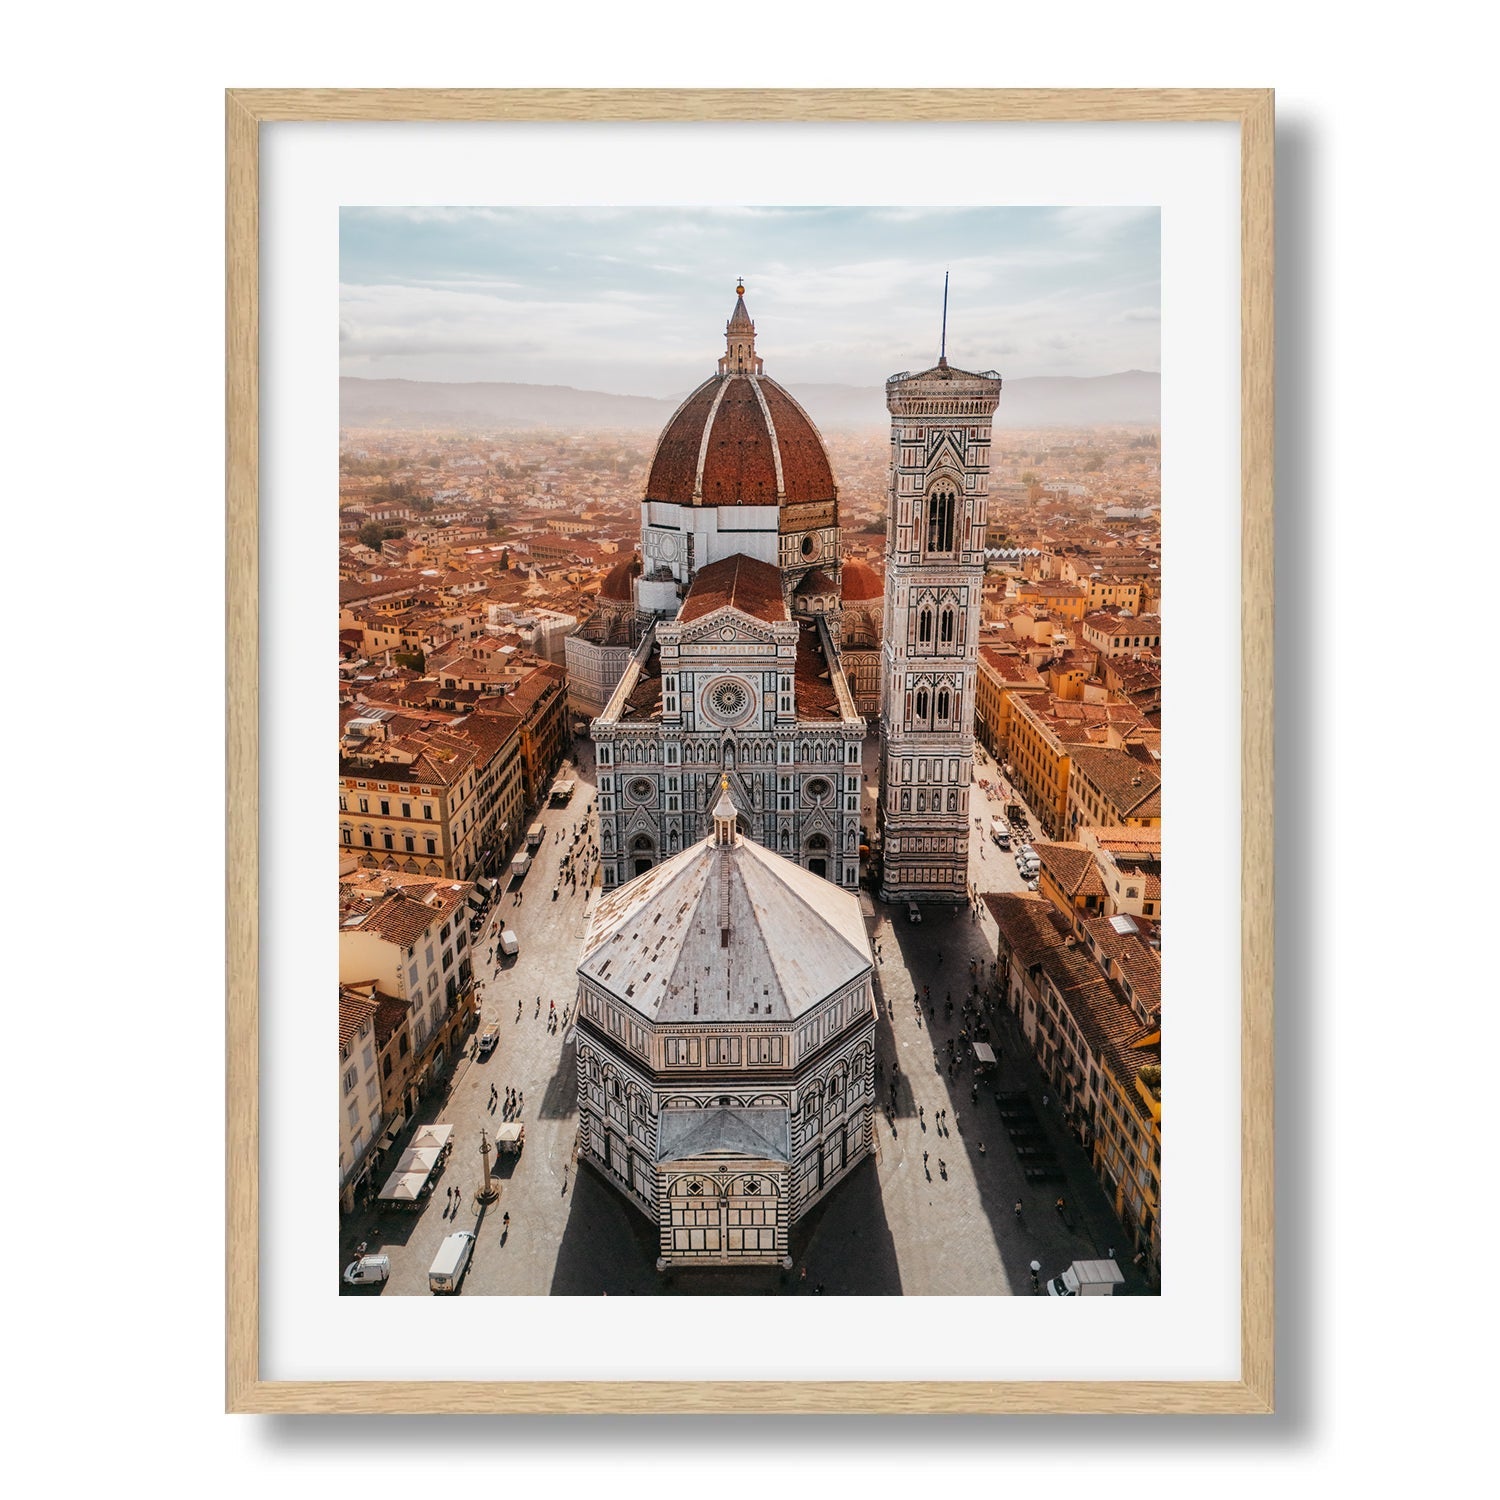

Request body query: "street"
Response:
[340, 739, 1152, 1296]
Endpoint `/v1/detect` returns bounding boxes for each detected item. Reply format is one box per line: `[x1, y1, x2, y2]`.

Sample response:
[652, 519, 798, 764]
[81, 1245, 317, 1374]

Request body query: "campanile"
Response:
[877, 344, 1002, 903]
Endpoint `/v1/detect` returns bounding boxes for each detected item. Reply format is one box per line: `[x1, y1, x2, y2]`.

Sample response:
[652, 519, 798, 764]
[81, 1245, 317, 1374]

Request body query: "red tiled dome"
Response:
[839, 559, 884, 601]
[600, 555, 640, 602]
[644, 372, 837, 508]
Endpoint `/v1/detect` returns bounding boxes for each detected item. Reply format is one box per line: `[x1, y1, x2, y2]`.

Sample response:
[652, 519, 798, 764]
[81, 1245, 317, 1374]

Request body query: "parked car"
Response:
[906, 901, 922, 924]
[1026, 878, 1040, 891]
[477, 1025, 499, 1056]
[342, 1254, 391, 1286]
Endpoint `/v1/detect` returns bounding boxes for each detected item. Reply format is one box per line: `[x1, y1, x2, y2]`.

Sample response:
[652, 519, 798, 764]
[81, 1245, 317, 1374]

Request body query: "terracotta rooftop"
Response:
[1033, 841, 1108, 902]
[338, 986, 379, 1052]
[679, 554, 788, 626]
[1068, 746, 1162, 819]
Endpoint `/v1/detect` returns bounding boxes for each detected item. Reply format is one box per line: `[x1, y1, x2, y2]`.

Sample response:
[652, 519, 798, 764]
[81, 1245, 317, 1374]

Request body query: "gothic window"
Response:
[914, 687, 929, 722]
[940, 607, 956, 645]
[926, 489, 956, 553]
[936, 688, 950, 721]
[918, 607, 933, 645]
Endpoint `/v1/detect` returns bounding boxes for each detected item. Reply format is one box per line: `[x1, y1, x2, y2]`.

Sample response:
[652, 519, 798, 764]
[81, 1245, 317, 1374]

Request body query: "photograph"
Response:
[334, 205, 1165, 1299]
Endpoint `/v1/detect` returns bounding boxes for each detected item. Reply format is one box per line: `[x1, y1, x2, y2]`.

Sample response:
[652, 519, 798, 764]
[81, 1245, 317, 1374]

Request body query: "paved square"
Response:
[340, 741, 1152, 1297]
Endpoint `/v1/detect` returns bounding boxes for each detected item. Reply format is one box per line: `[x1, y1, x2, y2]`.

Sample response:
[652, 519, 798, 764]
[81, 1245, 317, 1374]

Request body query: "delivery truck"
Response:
[1046, 1258, 1125, 1296]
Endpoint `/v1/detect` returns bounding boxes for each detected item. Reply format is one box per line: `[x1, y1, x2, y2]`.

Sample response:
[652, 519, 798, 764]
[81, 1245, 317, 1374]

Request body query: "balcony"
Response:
[1134, 1065, 1162, 1122]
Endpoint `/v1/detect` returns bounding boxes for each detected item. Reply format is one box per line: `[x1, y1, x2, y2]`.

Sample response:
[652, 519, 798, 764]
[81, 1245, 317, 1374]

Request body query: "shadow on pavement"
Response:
[536, 1035, 580, 1121]
[882, 902, 1155, 1296]
[546, 1154, 902, 1296]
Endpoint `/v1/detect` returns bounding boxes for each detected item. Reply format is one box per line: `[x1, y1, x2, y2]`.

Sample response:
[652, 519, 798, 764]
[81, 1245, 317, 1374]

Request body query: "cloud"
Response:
[339, 206, 1160, 390]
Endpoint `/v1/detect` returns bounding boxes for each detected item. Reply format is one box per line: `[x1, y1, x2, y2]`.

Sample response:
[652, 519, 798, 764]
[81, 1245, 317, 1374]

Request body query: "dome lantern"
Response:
[719, 280, 763, 376]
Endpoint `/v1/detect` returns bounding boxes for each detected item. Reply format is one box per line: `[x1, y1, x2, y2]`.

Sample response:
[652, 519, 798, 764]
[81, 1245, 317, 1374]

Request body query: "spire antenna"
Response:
[939, 271, 949, 367]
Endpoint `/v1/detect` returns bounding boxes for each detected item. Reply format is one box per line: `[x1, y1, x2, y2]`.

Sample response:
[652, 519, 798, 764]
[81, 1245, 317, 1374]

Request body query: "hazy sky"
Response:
[340, 206, 1159, 396]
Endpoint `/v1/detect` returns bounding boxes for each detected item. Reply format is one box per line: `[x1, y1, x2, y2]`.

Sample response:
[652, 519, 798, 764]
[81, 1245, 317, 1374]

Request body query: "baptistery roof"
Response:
[643, 286, 837, 509]
[578, 815, 872, 1026]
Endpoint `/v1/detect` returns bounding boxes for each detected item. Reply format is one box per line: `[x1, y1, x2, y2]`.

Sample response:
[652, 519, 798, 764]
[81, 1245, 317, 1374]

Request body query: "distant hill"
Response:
[340, 369, 1159, 433]
[339, 378, 675, 431]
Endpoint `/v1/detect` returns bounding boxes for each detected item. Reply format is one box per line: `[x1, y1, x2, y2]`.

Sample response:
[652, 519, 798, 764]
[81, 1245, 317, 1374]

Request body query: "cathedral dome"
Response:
[599, 555, 640, 602]
[643, 287, 838, 509]
[839, 558, 884, 601]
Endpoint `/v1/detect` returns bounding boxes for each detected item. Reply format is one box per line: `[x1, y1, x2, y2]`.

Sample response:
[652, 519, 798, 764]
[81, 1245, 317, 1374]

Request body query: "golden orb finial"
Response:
[735, 279, 745, 297]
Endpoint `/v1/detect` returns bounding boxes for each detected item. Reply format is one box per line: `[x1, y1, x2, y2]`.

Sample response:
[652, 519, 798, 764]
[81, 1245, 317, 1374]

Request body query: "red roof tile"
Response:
[678, 554, 788, 625]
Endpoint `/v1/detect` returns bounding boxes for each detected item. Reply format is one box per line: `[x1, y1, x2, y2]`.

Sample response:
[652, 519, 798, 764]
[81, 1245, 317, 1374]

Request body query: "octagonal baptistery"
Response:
[636, 283, 842, 616]
[574, 783, 876, 1269]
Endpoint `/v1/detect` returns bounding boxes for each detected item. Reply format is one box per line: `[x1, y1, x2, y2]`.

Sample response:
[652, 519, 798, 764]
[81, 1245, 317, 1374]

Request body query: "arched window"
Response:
[915, 687, 929, 721]
[940, 607, 955, 645]
[918, 607, 933, 644]
[926, 489, 956, 553]
[936, 688, 950, 721]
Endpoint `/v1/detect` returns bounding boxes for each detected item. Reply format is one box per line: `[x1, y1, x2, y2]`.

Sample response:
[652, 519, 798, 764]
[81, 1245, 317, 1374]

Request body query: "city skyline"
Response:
[339, 206, 1160, 396]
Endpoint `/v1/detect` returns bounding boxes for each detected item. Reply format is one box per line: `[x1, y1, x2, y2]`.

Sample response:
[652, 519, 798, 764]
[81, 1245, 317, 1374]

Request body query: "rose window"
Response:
[708, 678, 750, 721]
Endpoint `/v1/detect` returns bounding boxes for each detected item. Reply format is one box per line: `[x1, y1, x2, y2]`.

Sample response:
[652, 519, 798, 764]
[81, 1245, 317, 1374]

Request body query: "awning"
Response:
[973, 1042, 998, 1065]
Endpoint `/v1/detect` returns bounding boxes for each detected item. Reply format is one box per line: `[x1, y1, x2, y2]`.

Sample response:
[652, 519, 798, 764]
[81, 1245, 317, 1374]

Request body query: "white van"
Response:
[498, 929, 519, 958]
[989, 818, 1011, 850]
[428, 1230, 476, 1294]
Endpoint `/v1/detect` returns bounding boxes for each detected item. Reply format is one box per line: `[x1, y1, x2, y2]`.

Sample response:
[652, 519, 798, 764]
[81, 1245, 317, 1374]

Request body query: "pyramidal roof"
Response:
[578, 830, 872, 1024]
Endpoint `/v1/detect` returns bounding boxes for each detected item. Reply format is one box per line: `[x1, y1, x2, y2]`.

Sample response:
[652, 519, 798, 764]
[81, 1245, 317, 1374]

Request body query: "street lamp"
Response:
[477, 1127, 500, 1204]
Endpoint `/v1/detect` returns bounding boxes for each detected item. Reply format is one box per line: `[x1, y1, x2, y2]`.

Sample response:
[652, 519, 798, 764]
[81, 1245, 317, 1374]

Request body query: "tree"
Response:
[357, 521, 385, 552]
[499, 548, 511, 570]
[393, 649, 426, 673]
[1020, 471, 1038, 486]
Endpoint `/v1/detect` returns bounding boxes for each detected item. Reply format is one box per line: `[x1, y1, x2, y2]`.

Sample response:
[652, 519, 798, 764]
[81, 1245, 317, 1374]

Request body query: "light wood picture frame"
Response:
[226, 87, 1273, 1415]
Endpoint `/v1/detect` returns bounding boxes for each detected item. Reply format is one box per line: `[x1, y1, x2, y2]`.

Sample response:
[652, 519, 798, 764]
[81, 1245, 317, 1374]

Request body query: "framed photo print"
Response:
[226, 87, 1273, 1414]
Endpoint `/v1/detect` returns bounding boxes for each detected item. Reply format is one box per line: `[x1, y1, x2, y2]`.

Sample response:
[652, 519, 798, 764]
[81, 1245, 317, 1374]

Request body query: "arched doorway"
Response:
[807, 832, 829, 880]
[631, 833, 655, 878]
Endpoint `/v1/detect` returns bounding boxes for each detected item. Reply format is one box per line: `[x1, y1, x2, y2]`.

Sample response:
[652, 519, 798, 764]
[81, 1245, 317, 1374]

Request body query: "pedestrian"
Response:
[923, 1149, 929, 1165]
[1014, 1200, 1022, 1219]
[1107, 1246, 1115, 1260]
[800, 1265, 807, 1284]
[978, 1141, 986, 1156]
[1055, 1197, 1065, 1216]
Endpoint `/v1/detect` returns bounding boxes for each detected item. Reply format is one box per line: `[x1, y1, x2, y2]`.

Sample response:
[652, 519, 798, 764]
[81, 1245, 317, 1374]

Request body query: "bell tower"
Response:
[877, 330, 1002, 904]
